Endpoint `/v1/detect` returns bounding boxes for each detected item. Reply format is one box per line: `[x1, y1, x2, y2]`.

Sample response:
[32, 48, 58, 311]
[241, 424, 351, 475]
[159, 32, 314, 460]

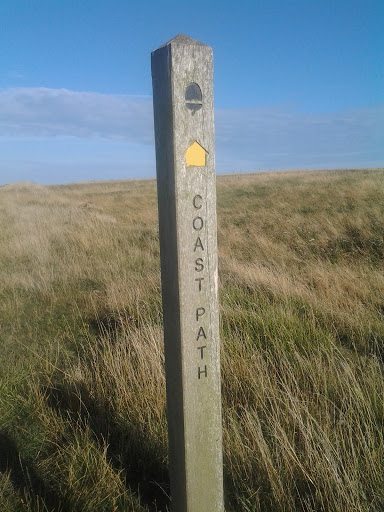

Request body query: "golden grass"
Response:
[0, 168, 383, 511]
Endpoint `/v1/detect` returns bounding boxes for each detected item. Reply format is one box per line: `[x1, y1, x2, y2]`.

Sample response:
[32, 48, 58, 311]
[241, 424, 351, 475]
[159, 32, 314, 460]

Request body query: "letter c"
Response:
[193, 194, 203, 209]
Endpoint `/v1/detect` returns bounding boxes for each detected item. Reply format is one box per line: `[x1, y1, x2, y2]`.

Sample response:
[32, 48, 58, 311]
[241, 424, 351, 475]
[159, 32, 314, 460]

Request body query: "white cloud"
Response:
[0, 87, 154, 143]
[215, 104, 384, 170]
[6, 71, 25, 80]
[0, 87, 382, 179]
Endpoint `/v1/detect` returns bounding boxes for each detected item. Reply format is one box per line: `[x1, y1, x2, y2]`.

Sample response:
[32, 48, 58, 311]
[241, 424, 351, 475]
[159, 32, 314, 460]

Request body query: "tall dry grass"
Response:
[0, 169, 383, 511]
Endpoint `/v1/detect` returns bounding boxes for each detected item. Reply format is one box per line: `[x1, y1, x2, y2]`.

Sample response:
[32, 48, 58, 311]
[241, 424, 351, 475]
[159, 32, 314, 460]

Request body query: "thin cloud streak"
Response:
[215, 104, 383, 170]
[0, 87, 154, 143]
[0, 87, 382, 181]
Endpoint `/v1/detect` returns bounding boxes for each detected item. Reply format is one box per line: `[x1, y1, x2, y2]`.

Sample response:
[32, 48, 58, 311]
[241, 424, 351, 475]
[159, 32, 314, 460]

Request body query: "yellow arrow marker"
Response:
[185, 141, 207, 167]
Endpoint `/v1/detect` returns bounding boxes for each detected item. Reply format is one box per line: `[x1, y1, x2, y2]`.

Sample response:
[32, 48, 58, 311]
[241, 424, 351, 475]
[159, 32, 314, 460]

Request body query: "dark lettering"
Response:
[196, 326, 207, 341]
[196, 307, 205, 321]
[195, 277, 204, 291]
[198, 365, 207, 379]
[193, 194, 203, 209]
[195, 258, 204, 272]
[193, 216, 204, 231]
[194, 236, 204, 252]
[197, 346, 207, 359]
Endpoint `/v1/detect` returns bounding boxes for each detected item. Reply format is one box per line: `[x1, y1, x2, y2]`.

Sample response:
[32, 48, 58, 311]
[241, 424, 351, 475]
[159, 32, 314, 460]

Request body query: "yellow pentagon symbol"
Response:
[185, 141, 207, 167]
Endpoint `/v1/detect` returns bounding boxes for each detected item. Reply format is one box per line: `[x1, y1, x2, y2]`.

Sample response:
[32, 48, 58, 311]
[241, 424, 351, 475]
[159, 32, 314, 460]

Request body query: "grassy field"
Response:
[1, 168, 384, 511]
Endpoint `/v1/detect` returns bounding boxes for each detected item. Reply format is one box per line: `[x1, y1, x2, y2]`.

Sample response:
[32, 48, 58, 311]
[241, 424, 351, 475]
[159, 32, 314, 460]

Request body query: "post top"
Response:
[156, 34, 209, 50]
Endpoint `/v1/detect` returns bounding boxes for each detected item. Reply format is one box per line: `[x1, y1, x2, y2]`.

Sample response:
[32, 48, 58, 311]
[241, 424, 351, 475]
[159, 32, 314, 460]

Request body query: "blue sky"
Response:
[0, 0, 383, 185]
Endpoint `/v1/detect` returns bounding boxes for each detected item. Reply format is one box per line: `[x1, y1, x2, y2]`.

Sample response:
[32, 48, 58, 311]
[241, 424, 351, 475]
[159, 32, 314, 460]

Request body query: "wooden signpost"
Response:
[151, 35, 224, 511]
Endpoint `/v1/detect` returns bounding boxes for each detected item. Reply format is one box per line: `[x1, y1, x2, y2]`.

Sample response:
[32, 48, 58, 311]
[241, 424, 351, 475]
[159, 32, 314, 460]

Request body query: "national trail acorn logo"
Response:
[185, 83, 202, 114]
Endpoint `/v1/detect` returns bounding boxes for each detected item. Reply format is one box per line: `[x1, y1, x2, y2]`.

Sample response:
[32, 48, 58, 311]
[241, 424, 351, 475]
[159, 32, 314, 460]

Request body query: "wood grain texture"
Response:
[152, 34, 224, 512]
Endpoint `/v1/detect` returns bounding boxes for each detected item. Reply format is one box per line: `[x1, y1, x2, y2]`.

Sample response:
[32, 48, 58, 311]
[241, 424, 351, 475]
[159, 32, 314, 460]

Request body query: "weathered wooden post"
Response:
[151, 35, 224, 511]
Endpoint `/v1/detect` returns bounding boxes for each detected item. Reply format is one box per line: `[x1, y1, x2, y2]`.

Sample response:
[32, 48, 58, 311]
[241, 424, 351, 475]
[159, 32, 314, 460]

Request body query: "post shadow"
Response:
[0, 431, 68, 512]
[42, 382, 171, 511]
